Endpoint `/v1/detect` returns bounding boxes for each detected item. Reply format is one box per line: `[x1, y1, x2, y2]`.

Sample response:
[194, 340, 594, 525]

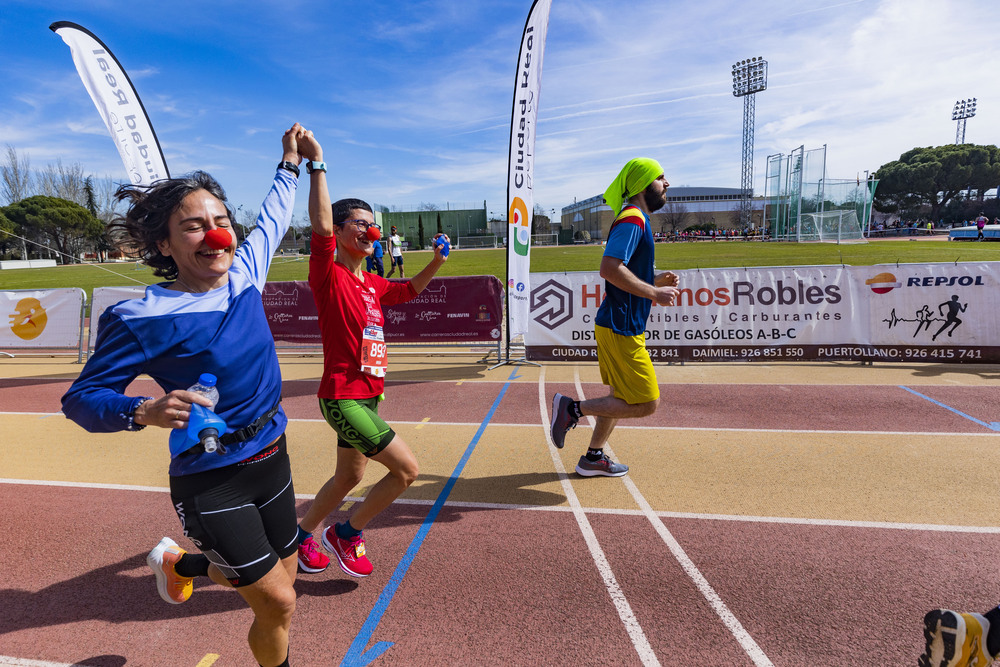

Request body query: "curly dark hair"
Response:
[109, 171, 235, 280]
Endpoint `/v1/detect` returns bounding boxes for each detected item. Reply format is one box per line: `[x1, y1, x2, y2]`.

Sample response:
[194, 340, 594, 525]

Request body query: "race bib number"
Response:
[360, 325, 388, 377]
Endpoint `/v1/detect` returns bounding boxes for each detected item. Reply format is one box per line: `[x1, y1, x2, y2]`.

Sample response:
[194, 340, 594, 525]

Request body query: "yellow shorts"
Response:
[595, 325, 659, 404]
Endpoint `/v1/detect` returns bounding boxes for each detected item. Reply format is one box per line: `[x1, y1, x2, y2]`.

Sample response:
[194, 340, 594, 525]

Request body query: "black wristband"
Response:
[277, 161, 300, 177]
[124, 396, 154, 431]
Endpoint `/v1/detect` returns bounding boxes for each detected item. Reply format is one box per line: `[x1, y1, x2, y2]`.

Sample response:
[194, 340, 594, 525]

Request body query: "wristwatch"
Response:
[277, 160, 300, 177]
[305, 160, 327, 174]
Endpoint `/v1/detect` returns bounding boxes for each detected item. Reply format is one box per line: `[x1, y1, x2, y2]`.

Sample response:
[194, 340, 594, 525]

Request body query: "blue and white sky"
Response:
[2, 0, 998, 220]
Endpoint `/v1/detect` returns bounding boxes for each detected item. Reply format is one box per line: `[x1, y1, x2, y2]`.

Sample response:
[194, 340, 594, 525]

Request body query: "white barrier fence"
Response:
[0, 288, 87, 359]
[5, 263, 1000, 365]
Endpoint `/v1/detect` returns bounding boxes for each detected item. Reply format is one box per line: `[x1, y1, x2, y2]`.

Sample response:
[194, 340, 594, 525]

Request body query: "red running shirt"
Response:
[309, 232, 417, 399]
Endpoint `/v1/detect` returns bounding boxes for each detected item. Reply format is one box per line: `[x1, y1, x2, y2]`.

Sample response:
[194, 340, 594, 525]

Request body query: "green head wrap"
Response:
[603, 158, 664, 215]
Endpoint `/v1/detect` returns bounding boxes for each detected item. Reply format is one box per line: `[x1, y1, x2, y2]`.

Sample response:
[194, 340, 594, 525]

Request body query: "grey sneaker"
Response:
[550, 393, 578, 449]
[575, 454, 629, 478]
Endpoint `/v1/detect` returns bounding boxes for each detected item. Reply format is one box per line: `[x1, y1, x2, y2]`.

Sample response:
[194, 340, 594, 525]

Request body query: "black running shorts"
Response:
[168, 435, 298, 587]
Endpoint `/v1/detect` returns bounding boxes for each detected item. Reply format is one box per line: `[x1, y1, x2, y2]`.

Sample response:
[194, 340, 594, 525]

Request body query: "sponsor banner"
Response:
[1, 288, 85, 349]
[526, 263, 1000, 363]
[384, 276, 503, 343]
[263, 281, 321, 344]
[263, 277, 503, 345]
[506, 0, 552, 339]
[51, 22, 169, 186]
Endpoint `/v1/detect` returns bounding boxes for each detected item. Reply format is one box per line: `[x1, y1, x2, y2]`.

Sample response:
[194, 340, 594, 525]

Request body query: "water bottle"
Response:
[187, 373, 221, 453]
[188, 373, 220, 410]
[168, 373, 228, 457]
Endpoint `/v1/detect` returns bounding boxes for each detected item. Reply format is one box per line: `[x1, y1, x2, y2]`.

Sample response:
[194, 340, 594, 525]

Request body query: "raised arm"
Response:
[297, 129, 332, 237]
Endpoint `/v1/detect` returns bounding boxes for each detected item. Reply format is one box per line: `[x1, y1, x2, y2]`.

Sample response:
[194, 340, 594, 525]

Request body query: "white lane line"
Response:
[3, 479, 999, 535]
[8, 411, 995, 438]
[0, 657, 77, 666]
[540, 366, 660, 667]
[573, 371, 773, 667]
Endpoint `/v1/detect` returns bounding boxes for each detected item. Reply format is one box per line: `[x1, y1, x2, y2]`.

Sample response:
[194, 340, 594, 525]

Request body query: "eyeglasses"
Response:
[340, 219, 378, 231]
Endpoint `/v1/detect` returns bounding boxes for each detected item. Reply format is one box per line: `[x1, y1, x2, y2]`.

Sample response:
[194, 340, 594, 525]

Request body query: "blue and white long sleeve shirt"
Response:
[62, 168, 298, 476]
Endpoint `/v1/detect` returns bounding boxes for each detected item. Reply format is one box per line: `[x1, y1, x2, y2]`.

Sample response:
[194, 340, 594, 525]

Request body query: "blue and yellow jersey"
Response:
[595, 205, 655, 336]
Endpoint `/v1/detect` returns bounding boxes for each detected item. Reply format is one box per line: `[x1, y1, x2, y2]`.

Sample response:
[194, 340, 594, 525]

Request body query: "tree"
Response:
[417, 214, 425, 249]
[874, 144, 1000, 222]
[2, 196, 103, 264]
[1, 144, 33, 205]
[0, 209, 15, 258]
[38, 160, 88, 206]
[660, 201, 688, 234]
[436, 212, 443, 235]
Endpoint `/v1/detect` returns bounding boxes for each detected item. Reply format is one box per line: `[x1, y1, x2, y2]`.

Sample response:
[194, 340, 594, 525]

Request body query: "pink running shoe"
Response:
[297, 535, 330, 573]
[322, 524, 373, 577]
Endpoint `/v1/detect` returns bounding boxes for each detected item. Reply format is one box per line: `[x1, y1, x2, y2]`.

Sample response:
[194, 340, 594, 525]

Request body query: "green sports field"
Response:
[2, 238, 999, 303]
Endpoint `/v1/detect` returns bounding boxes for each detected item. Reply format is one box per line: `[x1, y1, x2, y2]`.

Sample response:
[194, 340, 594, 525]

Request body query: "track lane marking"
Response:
[538, 366, 659, 666]
[572, 370, 773, 667]
[9, 411, 997, 437]
[5, 479, 1000, 534]
[338, 367, 519, 667]
[899, 385, 1000, 431]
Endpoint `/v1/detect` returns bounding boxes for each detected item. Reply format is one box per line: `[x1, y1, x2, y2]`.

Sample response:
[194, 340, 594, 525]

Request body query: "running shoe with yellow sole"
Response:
[147, 536, 194, 604]
[920, 608, 997, 667]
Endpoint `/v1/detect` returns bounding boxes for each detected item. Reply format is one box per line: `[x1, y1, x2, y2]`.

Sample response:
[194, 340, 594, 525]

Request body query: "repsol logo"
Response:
[906, 276, 985, 287]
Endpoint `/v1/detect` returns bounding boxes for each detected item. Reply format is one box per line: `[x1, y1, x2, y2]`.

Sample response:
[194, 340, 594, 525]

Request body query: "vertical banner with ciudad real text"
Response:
[506, 0, 552, 340]
[50, 21, 169, 186]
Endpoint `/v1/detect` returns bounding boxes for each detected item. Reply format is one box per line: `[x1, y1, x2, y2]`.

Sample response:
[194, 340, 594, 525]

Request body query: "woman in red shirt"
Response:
[292, 129, 449, 577]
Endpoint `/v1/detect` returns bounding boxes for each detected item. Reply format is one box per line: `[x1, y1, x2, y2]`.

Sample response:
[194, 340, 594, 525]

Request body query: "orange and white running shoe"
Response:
[147, 537, 194, 604]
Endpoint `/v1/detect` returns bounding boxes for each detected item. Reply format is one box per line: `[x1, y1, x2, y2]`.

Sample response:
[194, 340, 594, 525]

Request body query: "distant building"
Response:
[559, 187, 765, 242]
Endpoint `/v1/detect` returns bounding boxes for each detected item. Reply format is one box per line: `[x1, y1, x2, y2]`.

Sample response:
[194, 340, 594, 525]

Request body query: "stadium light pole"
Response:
[952, 98, 977, 144]
[732, 57, 768, 230]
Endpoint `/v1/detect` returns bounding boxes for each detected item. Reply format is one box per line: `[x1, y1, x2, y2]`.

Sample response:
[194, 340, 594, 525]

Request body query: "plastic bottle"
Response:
[187, 373, 221, 453]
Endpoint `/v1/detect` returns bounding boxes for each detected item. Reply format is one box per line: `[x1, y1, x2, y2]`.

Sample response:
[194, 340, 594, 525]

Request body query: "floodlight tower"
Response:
[732, 57, 768, 229]
[952, 98, 977, 144]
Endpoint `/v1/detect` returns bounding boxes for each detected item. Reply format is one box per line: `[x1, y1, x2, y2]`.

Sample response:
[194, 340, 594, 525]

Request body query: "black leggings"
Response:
[169, 435, 297, 587]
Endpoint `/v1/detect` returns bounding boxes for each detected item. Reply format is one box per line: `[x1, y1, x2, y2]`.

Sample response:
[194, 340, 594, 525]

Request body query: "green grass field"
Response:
[3, 239, 1000, 303]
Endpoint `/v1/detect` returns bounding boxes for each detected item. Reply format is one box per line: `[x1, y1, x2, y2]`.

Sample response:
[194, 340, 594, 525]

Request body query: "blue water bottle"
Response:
[168, 373, 228, 457]
[434, 235, 450, 257]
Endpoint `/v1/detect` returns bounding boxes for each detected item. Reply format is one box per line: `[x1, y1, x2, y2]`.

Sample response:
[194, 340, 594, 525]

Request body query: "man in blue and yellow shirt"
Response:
[550, 158, 679, 477]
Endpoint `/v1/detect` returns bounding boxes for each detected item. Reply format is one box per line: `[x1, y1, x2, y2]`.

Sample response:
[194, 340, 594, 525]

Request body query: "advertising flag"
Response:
[50, 21, 169, 186]
[506, 0, 552, 340]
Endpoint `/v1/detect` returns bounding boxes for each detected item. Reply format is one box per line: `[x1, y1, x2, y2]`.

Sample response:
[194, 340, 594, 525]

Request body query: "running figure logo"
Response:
[881, 295, 970, 341]
[932, 295, 967, 341]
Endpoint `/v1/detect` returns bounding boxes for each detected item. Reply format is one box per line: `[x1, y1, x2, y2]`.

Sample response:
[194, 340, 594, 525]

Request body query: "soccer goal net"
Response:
[458, 235, 498, 249]
[532, 233, 558, 246]
[799, 210, 865, 243]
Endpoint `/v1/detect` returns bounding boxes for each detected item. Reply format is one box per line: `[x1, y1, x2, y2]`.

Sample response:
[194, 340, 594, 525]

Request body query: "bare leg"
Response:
[206, 556, 297, 667]
[589, 416, 619, 450]
[580, 393, 658, 421]
[348, 436, 418, 530]
[299, 447, 369, 534]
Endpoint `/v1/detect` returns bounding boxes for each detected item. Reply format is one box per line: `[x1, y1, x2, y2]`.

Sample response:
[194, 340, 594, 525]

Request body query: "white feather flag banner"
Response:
[51, 21, 169, 186]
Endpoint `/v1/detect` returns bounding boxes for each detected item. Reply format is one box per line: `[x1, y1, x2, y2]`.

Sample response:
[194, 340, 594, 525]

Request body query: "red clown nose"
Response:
[365, 226, 382, 242]
[204, 228, 232, 250]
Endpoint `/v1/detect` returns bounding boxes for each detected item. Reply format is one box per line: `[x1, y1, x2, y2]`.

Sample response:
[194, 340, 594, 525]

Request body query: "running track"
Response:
[1, 355, 1000, 666]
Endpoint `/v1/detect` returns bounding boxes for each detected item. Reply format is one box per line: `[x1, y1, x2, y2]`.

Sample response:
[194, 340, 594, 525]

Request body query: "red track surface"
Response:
[2, 360, 999, 666]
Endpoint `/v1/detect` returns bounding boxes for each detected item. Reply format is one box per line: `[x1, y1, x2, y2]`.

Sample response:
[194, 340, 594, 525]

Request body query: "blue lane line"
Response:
[340, 367, 521, 667]
[899, 385, 1000, 431]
